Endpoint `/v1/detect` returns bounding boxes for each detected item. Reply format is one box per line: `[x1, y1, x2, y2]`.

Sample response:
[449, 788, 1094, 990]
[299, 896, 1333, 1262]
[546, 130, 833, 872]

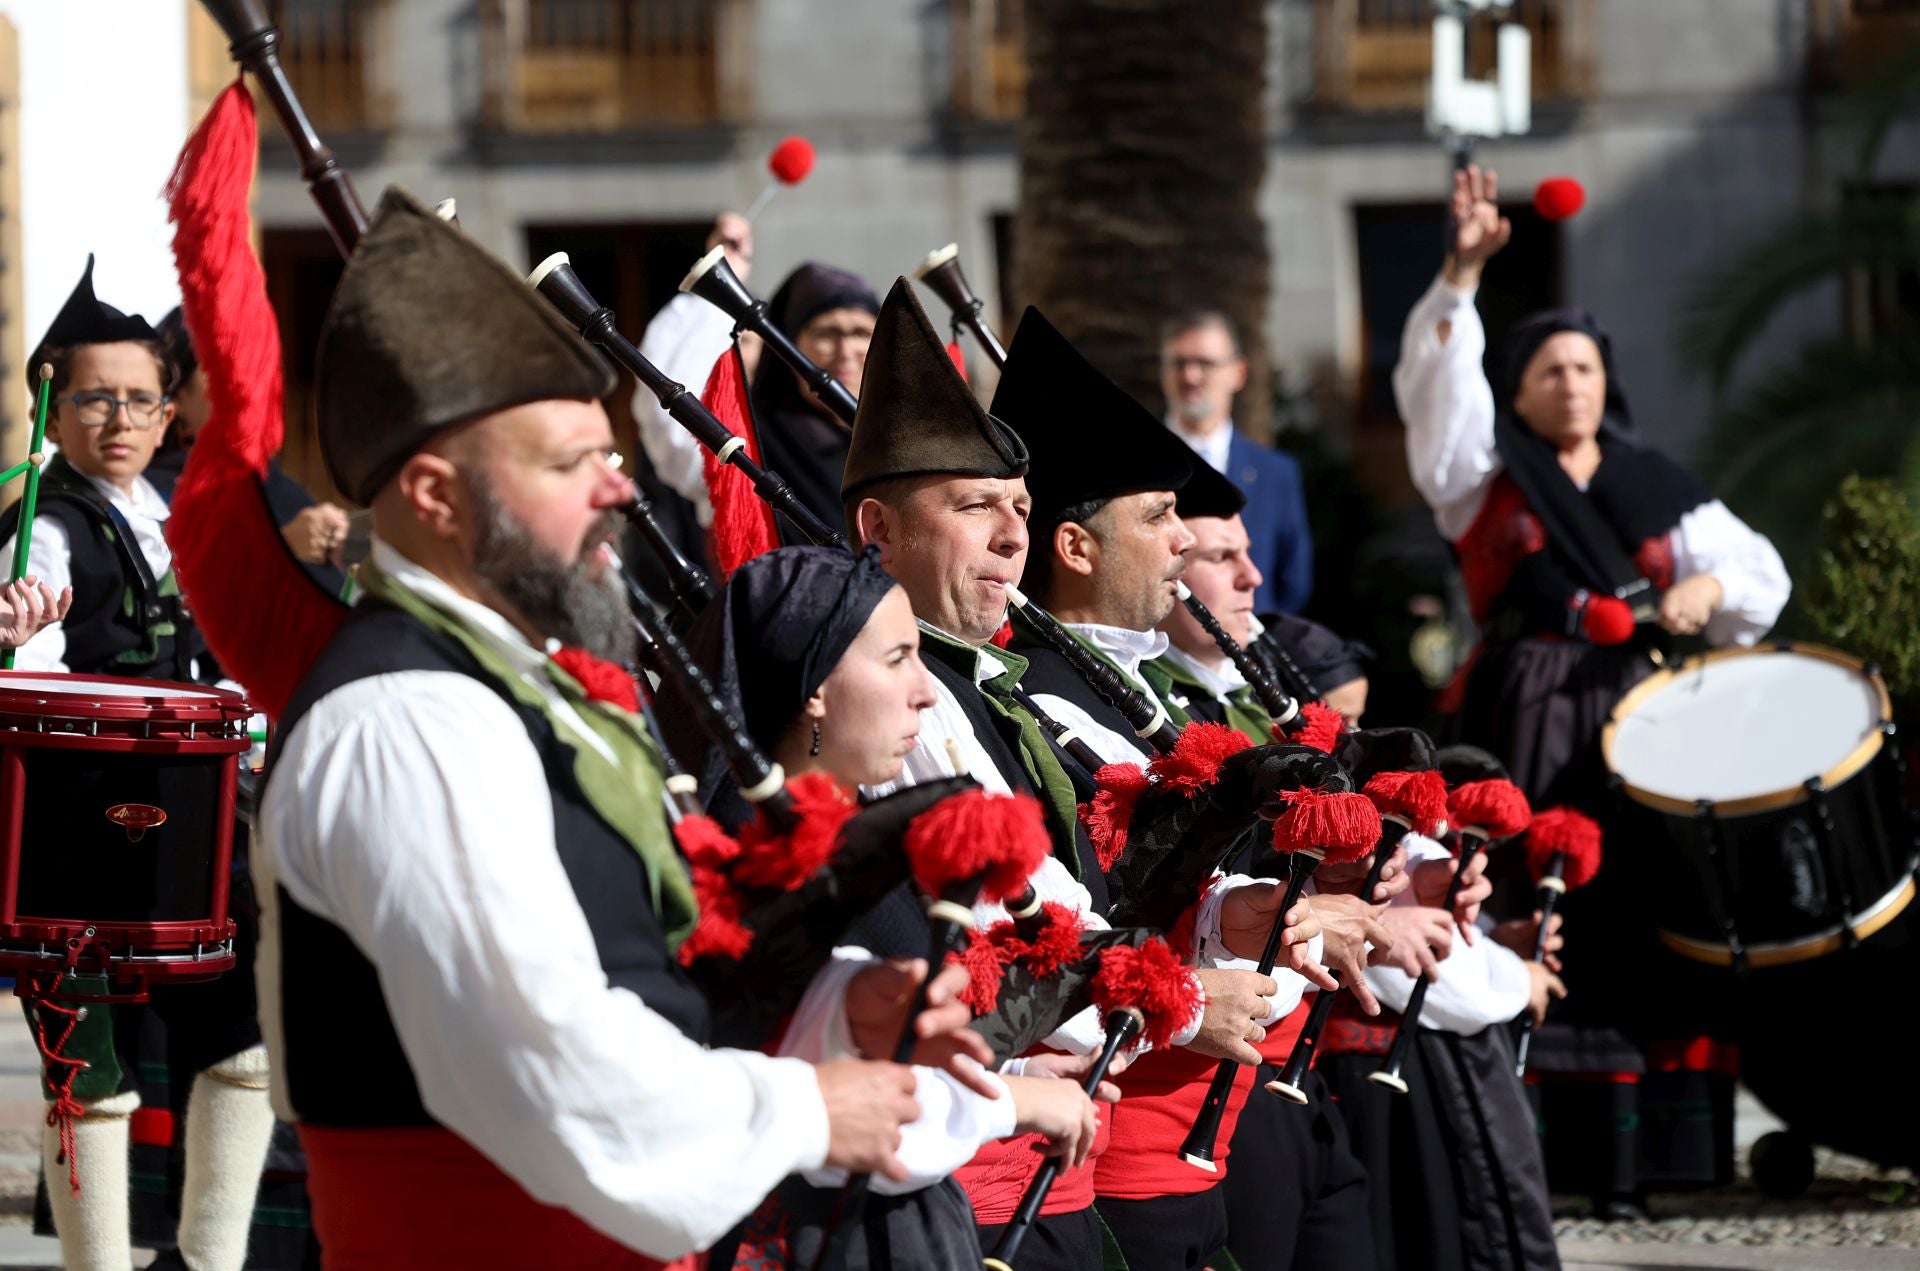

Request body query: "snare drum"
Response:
[0, 671, 252, 986]
[1603, 643, 1916, 971]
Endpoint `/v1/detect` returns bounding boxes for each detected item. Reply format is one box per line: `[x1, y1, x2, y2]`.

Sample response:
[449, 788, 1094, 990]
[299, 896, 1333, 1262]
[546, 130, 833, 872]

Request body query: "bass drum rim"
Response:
[1657, 874, 1916, 969]
[1603, 641, 1892, 818]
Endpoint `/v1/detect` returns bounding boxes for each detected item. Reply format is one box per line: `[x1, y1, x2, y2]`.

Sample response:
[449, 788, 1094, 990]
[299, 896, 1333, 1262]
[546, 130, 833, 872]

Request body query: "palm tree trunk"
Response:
[1015, 0, 1270, 421]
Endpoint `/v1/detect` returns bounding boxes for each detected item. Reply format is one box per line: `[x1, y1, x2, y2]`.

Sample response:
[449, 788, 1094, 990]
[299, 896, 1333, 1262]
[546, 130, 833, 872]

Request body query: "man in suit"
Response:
[1160, 310, 1313, 613]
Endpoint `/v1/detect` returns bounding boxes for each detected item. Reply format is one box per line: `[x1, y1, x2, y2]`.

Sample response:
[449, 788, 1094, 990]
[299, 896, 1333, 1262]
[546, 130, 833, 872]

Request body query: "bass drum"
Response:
[1603, 643, 1916, 971]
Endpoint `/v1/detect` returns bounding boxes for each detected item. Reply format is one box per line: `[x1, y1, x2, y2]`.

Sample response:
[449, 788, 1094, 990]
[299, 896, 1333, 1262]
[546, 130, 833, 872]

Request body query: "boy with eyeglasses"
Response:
[3, 258, 274, 1271]
[1, 257, 213, 680]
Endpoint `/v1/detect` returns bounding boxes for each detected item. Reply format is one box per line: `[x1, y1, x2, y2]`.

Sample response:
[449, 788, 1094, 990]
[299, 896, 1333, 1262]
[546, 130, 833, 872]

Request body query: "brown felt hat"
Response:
[840, 277, 1027, 499]
[314, 188, 615, 505]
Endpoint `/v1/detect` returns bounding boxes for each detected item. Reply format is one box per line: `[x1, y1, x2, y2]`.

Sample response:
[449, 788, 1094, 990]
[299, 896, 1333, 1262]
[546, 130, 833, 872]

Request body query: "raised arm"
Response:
[1392, 166, 1513, 541]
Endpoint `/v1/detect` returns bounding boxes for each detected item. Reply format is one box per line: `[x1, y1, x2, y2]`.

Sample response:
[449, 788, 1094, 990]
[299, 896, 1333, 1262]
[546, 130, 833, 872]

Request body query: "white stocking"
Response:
[176, 1045, 274, 1271]
[42, 1087, 139, 1271]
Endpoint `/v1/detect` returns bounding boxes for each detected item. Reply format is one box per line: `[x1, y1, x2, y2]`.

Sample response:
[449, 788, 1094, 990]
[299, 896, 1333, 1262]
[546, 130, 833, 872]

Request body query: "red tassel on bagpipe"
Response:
[946, 340, 968, 381]
[1081, 762, 1150, 871]
[1271, 788, 1380, 863]
[732, 772, 858, 891]
[951, 900, 1087, 1015]
[1524, 806, 1604, 891]
[1080, 724, 1254, 871]
[699, 343, 780, 579]
[1149, 722, 1254, 796]
[550, 647, 641, 712]
[1446, 779, 1533, 840]
[902, 787, 1051, 904]
[1283, 701, 1347, 754]
[1090, 939, 1201, 1051]
[165, 81, 347, 719]
[1361, 769, 1450, 837]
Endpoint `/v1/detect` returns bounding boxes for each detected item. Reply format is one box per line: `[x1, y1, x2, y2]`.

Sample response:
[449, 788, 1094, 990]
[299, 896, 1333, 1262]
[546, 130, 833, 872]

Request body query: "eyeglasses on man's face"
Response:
[59, 391, 170, 429]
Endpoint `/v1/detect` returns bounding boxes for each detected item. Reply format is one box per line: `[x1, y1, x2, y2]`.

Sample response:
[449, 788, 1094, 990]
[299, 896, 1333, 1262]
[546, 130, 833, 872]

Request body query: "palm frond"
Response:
[1678, 201, 1920, 390]
[1836, 44, 1920, 181]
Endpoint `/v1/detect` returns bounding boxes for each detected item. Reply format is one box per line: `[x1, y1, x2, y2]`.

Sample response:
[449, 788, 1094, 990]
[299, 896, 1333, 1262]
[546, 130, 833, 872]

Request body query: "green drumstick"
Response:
[2, 364, 55, 670]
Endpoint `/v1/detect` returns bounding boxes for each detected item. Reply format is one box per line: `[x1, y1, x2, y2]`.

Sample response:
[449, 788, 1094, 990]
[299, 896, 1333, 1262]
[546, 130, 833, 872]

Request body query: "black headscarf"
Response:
[661, 544, 900, 794]
[1492, 308, 1709, 597]
[747, 264, 881, 541]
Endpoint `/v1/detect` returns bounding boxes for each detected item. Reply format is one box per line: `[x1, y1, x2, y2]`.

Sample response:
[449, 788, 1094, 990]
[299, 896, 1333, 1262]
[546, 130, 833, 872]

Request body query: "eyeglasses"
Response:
[1163, 356, 1237, 375]
[800, 326, 874, 349]
[59, 391, 169, 429]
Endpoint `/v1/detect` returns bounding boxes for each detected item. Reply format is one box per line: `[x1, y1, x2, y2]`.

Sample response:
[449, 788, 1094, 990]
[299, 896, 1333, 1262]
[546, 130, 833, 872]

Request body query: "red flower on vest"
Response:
[550, 647, 641, 713]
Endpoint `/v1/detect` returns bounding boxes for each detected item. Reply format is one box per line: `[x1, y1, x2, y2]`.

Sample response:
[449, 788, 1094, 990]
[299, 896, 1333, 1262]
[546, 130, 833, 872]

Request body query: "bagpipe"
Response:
[1368, 778, 1532, 1095]
[1512, 807, 1602, 1076]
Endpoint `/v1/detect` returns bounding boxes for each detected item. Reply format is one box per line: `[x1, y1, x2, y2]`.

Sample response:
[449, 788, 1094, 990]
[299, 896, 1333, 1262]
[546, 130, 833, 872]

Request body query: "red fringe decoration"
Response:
[1017, 902, 1087, 979]
[1272, 788, 1380, 863]
[989, 621, 1014, 650]
[671, 814, 740, 870]
[1362, 769, 1450, 838]
[1282, 701, 1347, 754]
[699, 344, 780, 580]
[903, 788, 1051, 904]
[1164, 875, 1222, 960]
[946, 341, 968, 381]
[733, 772, 858, 891]
[679, 864, 754, 965]
[955, 933, 1015, 1015]
[1090, 938, 1201, 1051]
[1146, 722, 1252, 797]
[550, 647, 641, 712]
[165, 81, 347, 719]
[1524, 807, 1604, 892]
[1447, 779, 1533, 840]
[1080, 762, 1149, 872]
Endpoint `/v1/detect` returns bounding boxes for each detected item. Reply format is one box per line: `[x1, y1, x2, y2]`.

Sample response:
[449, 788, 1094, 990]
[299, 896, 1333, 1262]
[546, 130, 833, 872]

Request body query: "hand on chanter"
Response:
[1525, 961, 1569, 1028]
[1218, 883, 1337, 991]
[1315, 841, 1412, 904]
[1376, 906, 1453, 981]
[1410, 852, 1491, 942]
[0, 576, 70, 650]
[844, 958, 998, 1098]
[1310, 893, 1387, 1015]
[1020, 1049, 1127, 1099]
[816, 1057, 920, 1181]
[1492, 911, 1565, 972]
[1185, 967, 1279, 1066]
[1443, 164, 1512, 288]
[1004, 1075, 1101, 1171]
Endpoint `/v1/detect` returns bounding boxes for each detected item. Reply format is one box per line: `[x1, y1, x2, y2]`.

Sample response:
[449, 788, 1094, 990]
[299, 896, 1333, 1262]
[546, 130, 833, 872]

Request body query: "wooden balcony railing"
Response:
[481, 0, 745, 133]
[263, 0, 393, 133]
[951, 0, 1026, 122]
[1314, 0, 1590, 114]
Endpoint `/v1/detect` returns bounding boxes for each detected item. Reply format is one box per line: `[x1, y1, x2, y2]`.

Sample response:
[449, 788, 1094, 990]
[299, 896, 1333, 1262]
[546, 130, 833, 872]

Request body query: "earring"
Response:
[809, 720, 822, 757]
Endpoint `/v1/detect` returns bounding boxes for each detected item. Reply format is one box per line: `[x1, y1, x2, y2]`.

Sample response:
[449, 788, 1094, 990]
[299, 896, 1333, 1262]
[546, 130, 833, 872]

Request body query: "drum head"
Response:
[1606, 645, 1889, 811]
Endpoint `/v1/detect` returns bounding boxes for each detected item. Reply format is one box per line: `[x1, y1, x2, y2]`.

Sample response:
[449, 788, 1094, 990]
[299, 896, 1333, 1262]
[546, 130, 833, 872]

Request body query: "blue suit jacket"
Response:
[1224, 430, 1313, 613]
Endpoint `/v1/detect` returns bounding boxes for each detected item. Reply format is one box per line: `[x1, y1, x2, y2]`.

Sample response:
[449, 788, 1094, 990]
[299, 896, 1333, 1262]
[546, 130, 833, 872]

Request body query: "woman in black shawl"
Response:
[748, 265, 880, 542]
[659, 545, 1102, 1271]
[1392, 165, 1790, 1214]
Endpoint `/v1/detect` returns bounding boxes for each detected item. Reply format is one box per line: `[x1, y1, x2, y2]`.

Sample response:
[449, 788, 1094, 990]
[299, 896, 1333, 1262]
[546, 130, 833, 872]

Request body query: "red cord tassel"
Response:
[700, 344, 780, 579]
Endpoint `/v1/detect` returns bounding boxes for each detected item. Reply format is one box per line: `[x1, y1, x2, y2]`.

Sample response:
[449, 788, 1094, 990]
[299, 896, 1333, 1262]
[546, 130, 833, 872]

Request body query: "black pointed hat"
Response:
[1177, 453, 1247, 520]
[315, 187, 615, 505]
[841, 278, 1027, 499]
[989, 307, 1201, 525]
[28, 256, 161, 392]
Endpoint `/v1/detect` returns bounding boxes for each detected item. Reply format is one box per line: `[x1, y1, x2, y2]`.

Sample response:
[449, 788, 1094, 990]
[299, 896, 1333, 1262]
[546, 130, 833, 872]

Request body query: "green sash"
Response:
[1146, 655, 1272, 746]
[917, 624, 1087, 880]
[358, 562, 697, 947]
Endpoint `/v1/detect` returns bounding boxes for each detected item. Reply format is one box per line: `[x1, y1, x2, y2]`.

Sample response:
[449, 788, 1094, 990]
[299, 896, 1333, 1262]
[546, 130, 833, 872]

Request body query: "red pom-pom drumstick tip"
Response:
[768, 136, 815, 185]
[1534, 176, 1586, 222]
[1581, 594, 1635, 646]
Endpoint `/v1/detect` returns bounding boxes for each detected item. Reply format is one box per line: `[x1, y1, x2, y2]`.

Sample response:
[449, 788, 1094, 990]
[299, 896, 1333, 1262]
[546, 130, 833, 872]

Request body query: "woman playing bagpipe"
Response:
[657, 543, 1117, 1269]
[1392, 166, 1790, 1213]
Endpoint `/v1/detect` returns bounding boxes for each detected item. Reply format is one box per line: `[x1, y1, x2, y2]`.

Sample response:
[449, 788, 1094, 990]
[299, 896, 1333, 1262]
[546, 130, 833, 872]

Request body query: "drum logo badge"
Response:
[105, 803, 168, 843]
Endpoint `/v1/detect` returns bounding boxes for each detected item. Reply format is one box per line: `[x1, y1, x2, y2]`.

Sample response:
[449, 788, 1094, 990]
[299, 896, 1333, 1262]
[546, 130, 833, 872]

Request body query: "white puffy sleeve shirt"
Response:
[255, 577, 834, 1258]
[632, 292, 737, 522]
[1391, 274, 1789, 646]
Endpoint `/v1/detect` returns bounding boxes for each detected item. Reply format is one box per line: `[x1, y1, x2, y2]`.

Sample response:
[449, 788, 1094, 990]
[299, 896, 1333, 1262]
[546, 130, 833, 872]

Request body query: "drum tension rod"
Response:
[1803, 777, 1860, 951]
[1692, 799, 1749, 976]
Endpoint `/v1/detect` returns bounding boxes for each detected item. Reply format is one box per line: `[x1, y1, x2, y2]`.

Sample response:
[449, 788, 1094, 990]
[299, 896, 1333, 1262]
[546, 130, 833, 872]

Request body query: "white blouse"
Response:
[1391, 274, 1791, 647]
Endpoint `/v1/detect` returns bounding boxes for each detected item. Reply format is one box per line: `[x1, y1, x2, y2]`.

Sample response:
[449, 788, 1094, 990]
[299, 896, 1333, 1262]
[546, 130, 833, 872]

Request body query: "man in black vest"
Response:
[254, 190, 945, 1267]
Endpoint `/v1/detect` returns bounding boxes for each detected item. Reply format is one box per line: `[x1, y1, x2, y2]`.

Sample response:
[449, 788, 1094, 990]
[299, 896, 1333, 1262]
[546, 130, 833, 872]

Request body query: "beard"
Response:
[469, 475, 635, 665]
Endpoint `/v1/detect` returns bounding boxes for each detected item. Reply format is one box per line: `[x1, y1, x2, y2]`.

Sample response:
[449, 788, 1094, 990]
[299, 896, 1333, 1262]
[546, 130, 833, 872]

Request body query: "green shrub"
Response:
[1805, 476, 1920, 718]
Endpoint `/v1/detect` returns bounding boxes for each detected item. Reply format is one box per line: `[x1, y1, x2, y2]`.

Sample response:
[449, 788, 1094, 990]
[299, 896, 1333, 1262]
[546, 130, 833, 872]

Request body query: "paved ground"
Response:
[0, 1002, 1909, 1269]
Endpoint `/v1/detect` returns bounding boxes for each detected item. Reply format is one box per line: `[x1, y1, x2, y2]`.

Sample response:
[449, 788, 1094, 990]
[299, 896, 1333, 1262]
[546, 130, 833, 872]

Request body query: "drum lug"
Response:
[1692, 800, 1750, 976]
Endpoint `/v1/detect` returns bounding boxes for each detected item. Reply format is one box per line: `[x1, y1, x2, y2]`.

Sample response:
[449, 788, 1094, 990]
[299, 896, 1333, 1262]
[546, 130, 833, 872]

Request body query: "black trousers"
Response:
[976, 1205, 1103, 1271]
[1222, 1068, 1375, 1271]
[1096, 1185, 1228, 1270]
